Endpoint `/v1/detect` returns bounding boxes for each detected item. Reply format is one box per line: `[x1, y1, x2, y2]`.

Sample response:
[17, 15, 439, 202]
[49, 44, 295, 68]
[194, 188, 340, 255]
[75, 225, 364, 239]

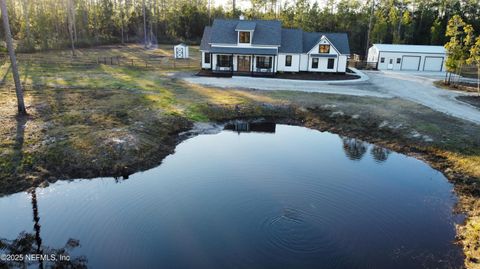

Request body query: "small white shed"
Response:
[367, 44, 446, 72]
[174, 43, 189, 59]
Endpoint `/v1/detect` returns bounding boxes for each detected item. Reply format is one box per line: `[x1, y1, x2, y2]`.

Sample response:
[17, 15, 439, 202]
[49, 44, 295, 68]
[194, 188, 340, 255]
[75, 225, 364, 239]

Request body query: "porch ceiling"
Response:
[209, 47, 277, 55]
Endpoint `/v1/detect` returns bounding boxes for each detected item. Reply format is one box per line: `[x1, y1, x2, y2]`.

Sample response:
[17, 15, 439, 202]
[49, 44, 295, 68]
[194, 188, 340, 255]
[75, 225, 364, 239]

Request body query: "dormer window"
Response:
[239, 32, 251, 44]
[319, 45, 330, 53]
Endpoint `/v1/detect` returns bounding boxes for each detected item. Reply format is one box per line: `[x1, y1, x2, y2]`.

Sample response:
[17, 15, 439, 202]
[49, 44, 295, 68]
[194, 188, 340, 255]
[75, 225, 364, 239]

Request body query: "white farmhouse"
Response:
[200, 19, 350, 75]
[367, 44, 446, 72]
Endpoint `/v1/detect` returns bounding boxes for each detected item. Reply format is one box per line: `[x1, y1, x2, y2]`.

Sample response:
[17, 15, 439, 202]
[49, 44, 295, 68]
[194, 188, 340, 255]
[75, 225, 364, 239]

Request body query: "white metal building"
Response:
[367, 44, 446, 72]
[174, 43, 189, 59]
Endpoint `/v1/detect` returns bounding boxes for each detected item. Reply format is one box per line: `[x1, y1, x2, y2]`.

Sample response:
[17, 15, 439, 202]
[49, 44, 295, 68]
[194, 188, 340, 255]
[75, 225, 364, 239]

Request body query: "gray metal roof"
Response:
[235, 21, 256, 31]
[201, 19, 350, 55]
[210, 19, 281, 46]
[200, 26, 212, 50]
[209, 47, 277, 55]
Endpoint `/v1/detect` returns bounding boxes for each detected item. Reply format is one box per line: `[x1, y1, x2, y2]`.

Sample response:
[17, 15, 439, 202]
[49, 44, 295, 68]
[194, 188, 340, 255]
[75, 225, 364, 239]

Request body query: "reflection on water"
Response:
[341, 137, 368, 160]
[224, 121, 276, 133]
[371, 145, 391, 163]
[0, 124, 463, 269]
[0, 190, 87, 269]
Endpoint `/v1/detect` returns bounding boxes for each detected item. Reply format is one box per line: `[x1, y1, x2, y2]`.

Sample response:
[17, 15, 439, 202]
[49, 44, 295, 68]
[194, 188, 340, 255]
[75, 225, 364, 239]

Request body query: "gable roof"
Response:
[210, 19, 282, 46]
[302, 32, 350, 54]
[201, 19, 350, 55]
[372, 44, 446, 54]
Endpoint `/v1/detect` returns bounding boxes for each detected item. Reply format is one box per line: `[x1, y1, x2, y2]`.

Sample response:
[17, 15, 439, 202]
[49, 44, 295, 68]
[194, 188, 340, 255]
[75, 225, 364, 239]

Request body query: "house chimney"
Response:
[239, 15, 245, 20]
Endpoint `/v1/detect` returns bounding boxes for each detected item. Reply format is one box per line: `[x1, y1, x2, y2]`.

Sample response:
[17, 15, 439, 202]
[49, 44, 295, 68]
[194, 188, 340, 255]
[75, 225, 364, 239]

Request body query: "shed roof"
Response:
[372, 44, 446, 54]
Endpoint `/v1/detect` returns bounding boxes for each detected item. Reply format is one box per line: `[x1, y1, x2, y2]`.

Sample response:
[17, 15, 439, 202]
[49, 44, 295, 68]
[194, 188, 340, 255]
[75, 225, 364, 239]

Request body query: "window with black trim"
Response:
[380, 57, 385, 63]
[217, 55, 232, 67]
[327, 58, 334, 69]
[285, 55, 292, 67]
[256, 56, 272, 69]
[239, 32, 250, 43]
[205, 53, 211, 64]
[396, 58, 401, 64]
[319, 45, 330, 53]
[312, 58, 319, 68]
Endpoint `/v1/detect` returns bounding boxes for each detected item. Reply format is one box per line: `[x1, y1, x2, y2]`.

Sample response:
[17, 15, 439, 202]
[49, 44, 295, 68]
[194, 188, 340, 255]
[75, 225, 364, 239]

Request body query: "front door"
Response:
[387, 59, 394, 70]
[237, 56, 251, 72]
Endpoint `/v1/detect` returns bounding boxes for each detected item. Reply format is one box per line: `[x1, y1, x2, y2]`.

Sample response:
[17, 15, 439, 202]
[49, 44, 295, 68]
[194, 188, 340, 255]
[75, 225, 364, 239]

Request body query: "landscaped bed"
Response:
[457, 95, 480, 109]
[196, 69, 360, 80]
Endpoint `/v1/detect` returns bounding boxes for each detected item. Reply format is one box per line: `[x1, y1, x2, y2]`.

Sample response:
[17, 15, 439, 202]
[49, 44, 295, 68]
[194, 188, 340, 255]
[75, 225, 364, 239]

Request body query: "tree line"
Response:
[0, 0, 479, 55]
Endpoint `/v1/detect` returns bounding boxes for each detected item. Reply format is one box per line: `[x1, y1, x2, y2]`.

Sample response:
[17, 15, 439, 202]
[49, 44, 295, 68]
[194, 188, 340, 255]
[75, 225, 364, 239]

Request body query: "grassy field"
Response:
[1, 44, 480, 268]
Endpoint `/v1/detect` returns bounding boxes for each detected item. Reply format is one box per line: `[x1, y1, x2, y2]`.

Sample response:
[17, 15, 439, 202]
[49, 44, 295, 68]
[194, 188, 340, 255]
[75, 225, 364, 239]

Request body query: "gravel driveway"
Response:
[182, 70, 480, 124]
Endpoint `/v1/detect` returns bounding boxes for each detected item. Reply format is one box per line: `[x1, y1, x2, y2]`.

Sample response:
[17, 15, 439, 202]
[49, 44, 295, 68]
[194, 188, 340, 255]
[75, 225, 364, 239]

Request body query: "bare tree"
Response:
[0, 0, 27, 115]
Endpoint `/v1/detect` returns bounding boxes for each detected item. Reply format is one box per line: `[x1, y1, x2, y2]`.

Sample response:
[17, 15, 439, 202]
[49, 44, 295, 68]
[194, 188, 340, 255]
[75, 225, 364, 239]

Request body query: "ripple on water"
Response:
[261, 207, 337, 254]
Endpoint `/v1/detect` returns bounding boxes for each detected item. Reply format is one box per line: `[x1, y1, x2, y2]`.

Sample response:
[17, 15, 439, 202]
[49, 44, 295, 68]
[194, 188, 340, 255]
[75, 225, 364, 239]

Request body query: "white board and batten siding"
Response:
[201, 52, 211, 69]
[277, 54, 300, 72]
[276, 37, 347, 73]
[368, 44, 446, 72]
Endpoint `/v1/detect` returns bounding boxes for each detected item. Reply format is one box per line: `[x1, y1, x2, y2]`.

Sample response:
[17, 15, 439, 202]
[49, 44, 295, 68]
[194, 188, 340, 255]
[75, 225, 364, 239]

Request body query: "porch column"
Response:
[272, 55, 275, 76]
[251, 54, 254, 76]
[231, 53, 234, 74]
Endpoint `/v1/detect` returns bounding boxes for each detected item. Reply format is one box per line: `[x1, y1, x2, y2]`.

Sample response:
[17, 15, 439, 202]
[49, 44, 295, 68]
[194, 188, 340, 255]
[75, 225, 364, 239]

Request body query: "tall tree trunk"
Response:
[0, 0, 27, 115]
[67, 0, 76, 56]
[143, 0, 147, 48]
[365, 0, 375, 59]
[72, 0, 77, 42]
[22, 0, 31, 43]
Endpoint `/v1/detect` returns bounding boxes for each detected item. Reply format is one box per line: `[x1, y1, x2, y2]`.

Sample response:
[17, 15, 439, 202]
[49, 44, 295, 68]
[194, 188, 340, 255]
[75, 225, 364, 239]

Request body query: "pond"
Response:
[0, 124, 463, 268]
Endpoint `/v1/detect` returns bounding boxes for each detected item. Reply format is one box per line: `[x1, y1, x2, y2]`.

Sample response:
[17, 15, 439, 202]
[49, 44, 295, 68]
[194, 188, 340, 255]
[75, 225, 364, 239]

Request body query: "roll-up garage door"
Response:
[401, 56, 421, 71]
[423, 57, 444, 71]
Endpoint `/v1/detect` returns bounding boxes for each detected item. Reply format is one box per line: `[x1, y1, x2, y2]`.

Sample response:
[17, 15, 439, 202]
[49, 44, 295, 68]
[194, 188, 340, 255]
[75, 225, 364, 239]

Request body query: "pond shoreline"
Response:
[1, 100, 479, 268]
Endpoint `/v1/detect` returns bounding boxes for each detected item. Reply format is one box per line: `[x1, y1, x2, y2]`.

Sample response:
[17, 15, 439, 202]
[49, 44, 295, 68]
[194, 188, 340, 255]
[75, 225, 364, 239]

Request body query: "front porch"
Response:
[208, 53, 277, 77]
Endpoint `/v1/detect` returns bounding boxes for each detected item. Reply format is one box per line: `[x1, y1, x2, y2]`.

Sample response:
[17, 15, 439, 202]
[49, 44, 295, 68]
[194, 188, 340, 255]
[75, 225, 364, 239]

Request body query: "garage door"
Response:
[401, 56, 421, 71]
[423, 56, 444, 71]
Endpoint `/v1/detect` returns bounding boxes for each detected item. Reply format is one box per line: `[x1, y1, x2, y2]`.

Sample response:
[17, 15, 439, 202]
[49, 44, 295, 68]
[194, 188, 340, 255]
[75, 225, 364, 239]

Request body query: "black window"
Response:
[285, 55, 292, 67]
[380, 57, 385, 63]
[217, 55, 232, 67]
[389, 59, 393, 64]
[205, 53, 211, 64]
[327, 58, 335, 69]
[256, 56, 272, 69]
[239, 32, 250, 43]
[312, 58, 319, 69]
[396, 58, 401, 64]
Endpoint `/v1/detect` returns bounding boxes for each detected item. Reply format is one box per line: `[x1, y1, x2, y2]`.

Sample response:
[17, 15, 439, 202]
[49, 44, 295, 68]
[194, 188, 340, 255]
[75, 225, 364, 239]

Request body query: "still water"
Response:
[0, 124, 463, 268]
